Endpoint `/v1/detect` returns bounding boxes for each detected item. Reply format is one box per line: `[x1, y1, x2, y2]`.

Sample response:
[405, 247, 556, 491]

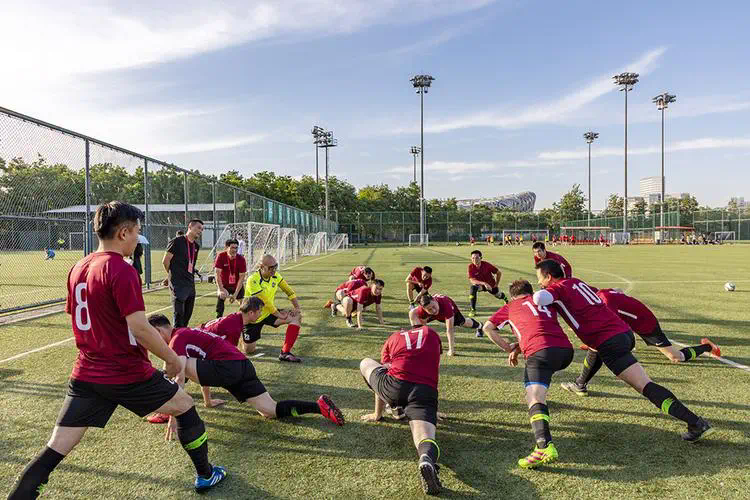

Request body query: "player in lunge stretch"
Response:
[9, 202, 226, 499]
[405, 266, 433, 309]
[532, 241, 572, 278]
[534, 259, 714, 442]
[483, 279, 574, 468]
[349, 265, 375, 282]
[467, 250, 507, 317]
[327, 279, 385, 329]
[359, 325, 444, 495]
[409, 293, 483, 355]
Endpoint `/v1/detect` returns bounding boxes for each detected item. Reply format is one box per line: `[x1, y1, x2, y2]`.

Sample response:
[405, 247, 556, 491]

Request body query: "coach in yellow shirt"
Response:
[243, 254, 303, 363]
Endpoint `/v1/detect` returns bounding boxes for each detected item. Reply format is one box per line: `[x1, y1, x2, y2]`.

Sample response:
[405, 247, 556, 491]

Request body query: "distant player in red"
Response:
[9, 202, 226, 499]
[570, 234, 576, 245]
[468, 250, 508, 317]
[599, 234, 606, 246]
[532, 242, 572, 279]
[483, 279, 574, 469]
[470, 236, 476, 246]
[359, 326, 443, 495]
[213, 238, 247, 318]
[406, 266, 433, 307]
[533, 259, 714, 442]
[147, 307, 343, 433]
[349, 265, 375, 282]
[409, 293, 483, 356]
[329, 279, 385, 328]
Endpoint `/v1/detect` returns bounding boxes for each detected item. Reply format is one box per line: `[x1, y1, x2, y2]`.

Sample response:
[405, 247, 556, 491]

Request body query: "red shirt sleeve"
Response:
[381, 337, 392, 364]
[487, 262, 499, 274]
[468, 264, 477, 279]
[65, 268, 73, 315]
[544, 281, 564, 302]
[214, 252, 225, 269]
[488, 305, 510, 326]
[169, 335, 186, 357]
[112, 263, 146, 318]
[237, 256, 247, 273]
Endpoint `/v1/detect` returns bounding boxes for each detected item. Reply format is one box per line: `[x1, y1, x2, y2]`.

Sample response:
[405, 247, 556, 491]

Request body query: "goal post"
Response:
[713, 231, 735, 243]
[328, 233, 349, 251]
[408, 233, 429, 247]
[501, 229, 549, 244]
[302, 232, 328, 256]
[68, 231, 85, 250]
[198, 222, 287, 275]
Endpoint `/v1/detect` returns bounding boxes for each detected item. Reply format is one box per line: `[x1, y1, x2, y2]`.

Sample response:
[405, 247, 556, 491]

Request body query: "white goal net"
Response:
[199, 222, 296, 275]
[408, 233, 429, 246]
[713, 231, 735, 243]
[302, 232, 328, 256]
[328, 233, 349, 251]
[609, 232, 631, 245]
[501, 229, 549, 244]
[278, 228, 299, 265]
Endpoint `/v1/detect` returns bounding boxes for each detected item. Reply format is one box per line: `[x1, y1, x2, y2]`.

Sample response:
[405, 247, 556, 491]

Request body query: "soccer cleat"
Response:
[682, 418, 715, 442]
[498, 292, 509, 304]
[317, 395, 345, 426]
[560, 381, 588, 397]
[700, 338, 721, 357]
[385, 403, 406, 420]
[279, 351, 302, 363]
[475, 328, 484, 338]
[346, 317, 355, 328]
[579, 344, 590, 350]
[418, 456, 442, 495]
[330, 304, 337, 317]
[323, 299, 333, 309]
[146, 412, 170, 424]
[194, 465, 227, 492]
[518, 443, 558, 469]
[468, 309, 476, 318]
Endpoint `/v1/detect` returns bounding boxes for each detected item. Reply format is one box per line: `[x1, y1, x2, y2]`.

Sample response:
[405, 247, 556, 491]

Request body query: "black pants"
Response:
[216, 286, 244, 318]
[469, 284, 499, 310]
[172, 290, 196, 327]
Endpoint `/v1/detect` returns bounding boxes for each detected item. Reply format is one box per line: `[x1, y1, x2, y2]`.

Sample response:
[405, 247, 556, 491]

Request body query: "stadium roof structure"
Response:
[456, 191, 536, 212]
[46, 203, 237, 213]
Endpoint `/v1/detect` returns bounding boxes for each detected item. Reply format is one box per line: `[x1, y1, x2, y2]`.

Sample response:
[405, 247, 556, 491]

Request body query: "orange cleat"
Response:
[317, 395, 345, 426]
[701, 338, 721, 357]
[579, 344, 590, 350]
[146, 412, 169, 424]
[323, 299, 333, 309]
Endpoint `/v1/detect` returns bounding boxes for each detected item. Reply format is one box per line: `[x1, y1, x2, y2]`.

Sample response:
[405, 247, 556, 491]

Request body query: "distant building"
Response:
[665, 192, 690, 200]
[456, 191, 536, 212]
[640, 176, 663, 198]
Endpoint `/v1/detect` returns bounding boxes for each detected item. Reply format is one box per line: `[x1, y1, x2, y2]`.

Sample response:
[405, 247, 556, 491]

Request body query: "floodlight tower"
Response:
[409, 146, 421, 184]
[583, 131, 599, 227]
[613, 72, 639, 235]
[311, 126, 325, 183]
[652, 92, 677, 230]
[410, 74, 435, 239]
[316, 129, 337, 221]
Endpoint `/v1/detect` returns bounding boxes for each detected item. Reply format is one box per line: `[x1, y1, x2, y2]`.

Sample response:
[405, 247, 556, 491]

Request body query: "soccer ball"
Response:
[724, 282, 736, 292]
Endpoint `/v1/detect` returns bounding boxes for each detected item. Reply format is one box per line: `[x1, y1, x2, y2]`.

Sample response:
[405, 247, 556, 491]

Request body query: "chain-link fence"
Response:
[0, 106, 337, 313]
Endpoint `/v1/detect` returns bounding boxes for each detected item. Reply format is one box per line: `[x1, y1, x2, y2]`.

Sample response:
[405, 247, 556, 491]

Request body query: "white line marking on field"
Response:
[250, 353, 265, 358]
[671, 341, 750, 373]
[578, 268, 634, 293]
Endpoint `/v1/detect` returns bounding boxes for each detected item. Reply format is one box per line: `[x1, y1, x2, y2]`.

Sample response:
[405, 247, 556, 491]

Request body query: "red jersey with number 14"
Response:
[381, 326, 442, 390]
[66, 251, 154, 384]
[488, 299, 572, 358]
[199, 312, 244, 346]
[595, 289, 658, 334]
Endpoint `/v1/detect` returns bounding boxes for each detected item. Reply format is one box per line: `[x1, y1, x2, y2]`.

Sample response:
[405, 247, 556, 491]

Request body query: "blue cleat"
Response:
[195, 465, 227, 493]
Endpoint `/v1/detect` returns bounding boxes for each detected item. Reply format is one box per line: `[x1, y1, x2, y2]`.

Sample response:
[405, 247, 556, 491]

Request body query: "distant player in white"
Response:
[237, 238, 245, 256]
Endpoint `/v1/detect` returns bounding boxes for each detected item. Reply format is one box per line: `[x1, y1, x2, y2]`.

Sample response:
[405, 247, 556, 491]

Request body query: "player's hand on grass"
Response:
[205, 398, 227, 408]
[447, 349, 455, 356]
[165, 416, 178, 441]
[360, 413, 382, 422]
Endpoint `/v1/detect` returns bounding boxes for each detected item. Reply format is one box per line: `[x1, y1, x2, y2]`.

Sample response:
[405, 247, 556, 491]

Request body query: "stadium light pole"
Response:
[311, 126, 325, 183]
[652, 92, 676, 232]
[613, 72, 639, 237]
[316, 129, 337, 221]
[410, 146, 421, 184]
[583, 131, 599, 227]
[410, 74, 435, 241]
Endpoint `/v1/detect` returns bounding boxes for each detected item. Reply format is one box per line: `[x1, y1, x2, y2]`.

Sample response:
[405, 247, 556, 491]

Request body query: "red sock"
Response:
[282, 324, 300, 353]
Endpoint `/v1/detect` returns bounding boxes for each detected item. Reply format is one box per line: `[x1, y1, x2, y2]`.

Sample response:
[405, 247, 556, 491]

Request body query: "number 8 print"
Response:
[74, 283, 91, 331]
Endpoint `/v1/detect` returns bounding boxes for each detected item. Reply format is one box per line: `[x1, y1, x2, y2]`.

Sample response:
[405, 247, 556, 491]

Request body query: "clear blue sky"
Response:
[3, 0, 749, 209]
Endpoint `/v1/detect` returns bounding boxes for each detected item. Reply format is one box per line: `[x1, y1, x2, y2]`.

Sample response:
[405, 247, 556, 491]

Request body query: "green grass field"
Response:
[2, 244, 750, 499]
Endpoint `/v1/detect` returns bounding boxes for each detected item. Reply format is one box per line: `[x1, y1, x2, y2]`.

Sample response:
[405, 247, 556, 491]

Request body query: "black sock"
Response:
[417, 439, 440, 463]
[575, 349, 602, 387]
[175, 407, 212, 478]
[680, 344, 712, 361]
[468, 318, 481, 329]
[529, 403, 552, 448]
[469, 286, 479, 310]
[8, 446, 65, 499]
[276, 400, 320, 418]
[642, 382, 700, 426]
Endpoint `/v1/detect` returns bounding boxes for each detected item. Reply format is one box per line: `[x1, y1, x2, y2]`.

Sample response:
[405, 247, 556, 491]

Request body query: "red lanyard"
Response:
[228, 254, 236, 276]
[185, 238, 194, 265]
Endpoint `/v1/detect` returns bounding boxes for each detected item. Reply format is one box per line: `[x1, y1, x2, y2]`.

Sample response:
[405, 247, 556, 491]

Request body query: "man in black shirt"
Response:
[163, 219, 203, 327]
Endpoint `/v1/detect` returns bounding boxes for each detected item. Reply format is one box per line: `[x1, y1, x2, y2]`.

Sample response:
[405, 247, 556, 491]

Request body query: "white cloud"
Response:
[386, 160, 496, 174]
[154, 134, 269, 155]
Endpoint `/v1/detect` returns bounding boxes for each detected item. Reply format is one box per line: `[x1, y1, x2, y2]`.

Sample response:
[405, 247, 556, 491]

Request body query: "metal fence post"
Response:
[402, 212, 405, 243]
[183, 171, 189, 226]
[84, 139, 92, 255]
[380, 212, 383, 242]
[212, 181, 217, 251]
[233, 188, 237, 223]
[144, 158, 151, 287]
[446, 211, 449, 242]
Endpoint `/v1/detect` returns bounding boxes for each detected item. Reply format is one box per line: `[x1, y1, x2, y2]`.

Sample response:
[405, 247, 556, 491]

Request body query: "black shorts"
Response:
[223, 286, 245, 300]
[597, 331, 638, 376]
[453, 309, 466, 327]
[368, 367, 438, 425]
[476, 285, 499, 295]
[413, 284, 423, 293]
[56, 371, 179, 428]
[638, 323, 671, 347]
[242, 314, 280, 343]
[196, 359, 266, 401]
[524, 347, 574, 388]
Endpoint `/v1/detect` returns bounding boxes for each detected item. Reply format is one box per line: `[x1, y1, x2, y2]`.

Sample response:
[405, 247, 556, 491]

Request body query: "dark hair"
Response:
[225, 238, 239, 248]
[532, 242, 546, 251]
[240, 297, 264, 313]
[373, 279, 385, 287]
[94, 201, 144, 240]
[188, 219, 203, 227]
[418, 294, 433, 306]
[176, 230, 185, 236]
[147, 313, 171, 328]
[471, 250, 482, 257]
[509, 279, 533, 298]
[364, 267, 374, 276]
[423, 266, 433, 274]
[535, 259, 564, 279]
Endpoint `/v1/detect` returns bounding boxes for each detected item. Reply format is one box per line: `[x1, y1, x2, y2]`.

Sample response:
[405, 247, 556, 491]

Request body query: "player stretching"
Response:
[531, 242, 572, 278]
[406, 266, 433, 309]
[468, 250, 507, 317]
[349, 265, 375, 281]
[147, 310, 344, 430]
[9, 202, 226, 499]
[409, 293, 483, 355]
[359, 325, 443, 495]
[534, 260, 714, 442]
[562, 287, 721, 393]
[483, 279, 574, 468]
[329, 279, 385, 329]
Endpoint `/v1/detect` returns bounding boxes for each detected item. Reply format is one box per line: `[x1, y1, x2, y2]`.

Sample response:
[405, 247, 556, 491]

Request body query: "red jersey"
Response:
[408, 267, 432, 290]
[214, 252, 247, 289]
[381, 326, 442, 390]
[540, 278, 630, 348]
[416, 295, 457, 323]
[199, 312, 244, 346]
[350, 286, 381, 307]
[468, 260, 500, 288]
[169, 327, 247, 361]
[337, 279, 367, 293]
[533, 251, 572, 278]
[66, 252, 154, 384]
[595, 289, 658, 334]
[488, 299, 572, 358]
[350, 266, 374, 281]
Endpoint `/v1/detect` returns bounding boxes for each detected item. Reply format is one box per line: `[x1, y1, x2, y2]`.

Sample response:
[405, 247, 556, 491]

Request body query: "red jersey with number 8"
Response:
[488, 299, 572, 358]
[381, 326, 442, 389]
[66, 252, 154, 384]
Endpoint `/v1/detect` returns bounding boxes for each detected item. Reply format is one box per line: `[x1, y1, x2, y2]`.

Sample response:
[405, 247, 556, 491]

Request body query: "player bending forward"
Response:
[359, 325, 443, 495]
[468, 250, 508, 317]
[327, 279, 385, 329]
[531, 242, 572, 278]
[349, 265, 375, 281]
[409, 293, 483, 356]
[483, 280, 574, 468]
[405, 266, 433, 308]
[534, 259, 714, 442]
[148, 310, 344, 433]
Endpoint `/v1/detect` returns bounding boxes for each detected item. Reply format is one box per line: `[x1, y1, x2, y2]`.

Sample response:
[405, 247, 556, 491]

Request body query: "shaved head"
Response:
[259, 254, 279, 279]
[261, 254, 277, 267]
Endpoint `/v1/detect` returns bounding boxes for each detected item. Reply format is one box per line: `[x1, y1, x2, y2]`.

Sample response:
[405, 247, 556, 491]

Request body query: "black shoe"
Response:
[682, 418, 714, 442]
[418, 456, 442, 495]
[499, 292, 509, 304]
[475, 328, 484, 338]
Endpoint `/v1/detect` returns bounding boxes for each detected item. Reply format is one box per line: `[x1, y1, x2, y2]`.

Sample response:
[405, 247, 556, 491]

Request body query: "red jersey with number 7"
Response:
[381, 326, 442, 390]
[199, 312, 244, 346]
[541, 278, 630, 348]
[488, 299, 572, 358]
[66, 251, 154, 384]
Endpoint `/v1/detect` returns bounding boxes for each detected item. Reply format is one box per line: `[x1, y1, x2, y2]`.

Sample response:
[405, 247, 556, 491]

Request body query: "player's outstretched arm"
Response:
[376, 304, 385, 325]
[125, 311, 182, 378]
[201, 386, 227, 408]
[361, 392, 386, 422]
[408, 308, 422, 327]
[483, 322, 514, 352]
[532, 289, 554, 306]
[356, 303, 365, 329]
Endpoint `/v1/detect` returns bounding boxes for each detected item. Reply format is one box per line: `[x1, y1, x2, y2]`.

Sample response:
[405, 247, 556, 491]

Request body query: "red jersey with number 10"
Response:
[488, 299, 572, 358]
[199, 312, 244, 346]
[66, 252, 154, 384]
[381, 326, 442, 390]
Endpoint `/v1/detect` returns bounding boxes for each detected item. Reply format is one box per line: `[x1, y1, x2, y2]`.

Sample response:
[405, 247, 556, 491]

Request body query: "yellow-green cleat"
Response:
[468, 309, 476, 318]
[518, 443, 558, 469]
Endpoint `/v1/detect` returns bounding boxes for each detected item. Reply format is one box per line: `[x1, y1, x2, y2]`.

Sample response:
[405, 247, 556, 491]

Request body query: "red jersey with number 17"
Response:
[199, 312, 244, 346]
[66, 251, 154, 384]
[381, 326, 442, 390]
[488, 299, 572, 358]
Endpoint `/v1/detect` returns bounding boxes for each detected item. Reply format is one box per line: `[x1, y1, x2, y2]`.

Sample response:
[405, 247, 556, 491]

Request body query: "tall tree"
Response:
[605, 194, 624, 217]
